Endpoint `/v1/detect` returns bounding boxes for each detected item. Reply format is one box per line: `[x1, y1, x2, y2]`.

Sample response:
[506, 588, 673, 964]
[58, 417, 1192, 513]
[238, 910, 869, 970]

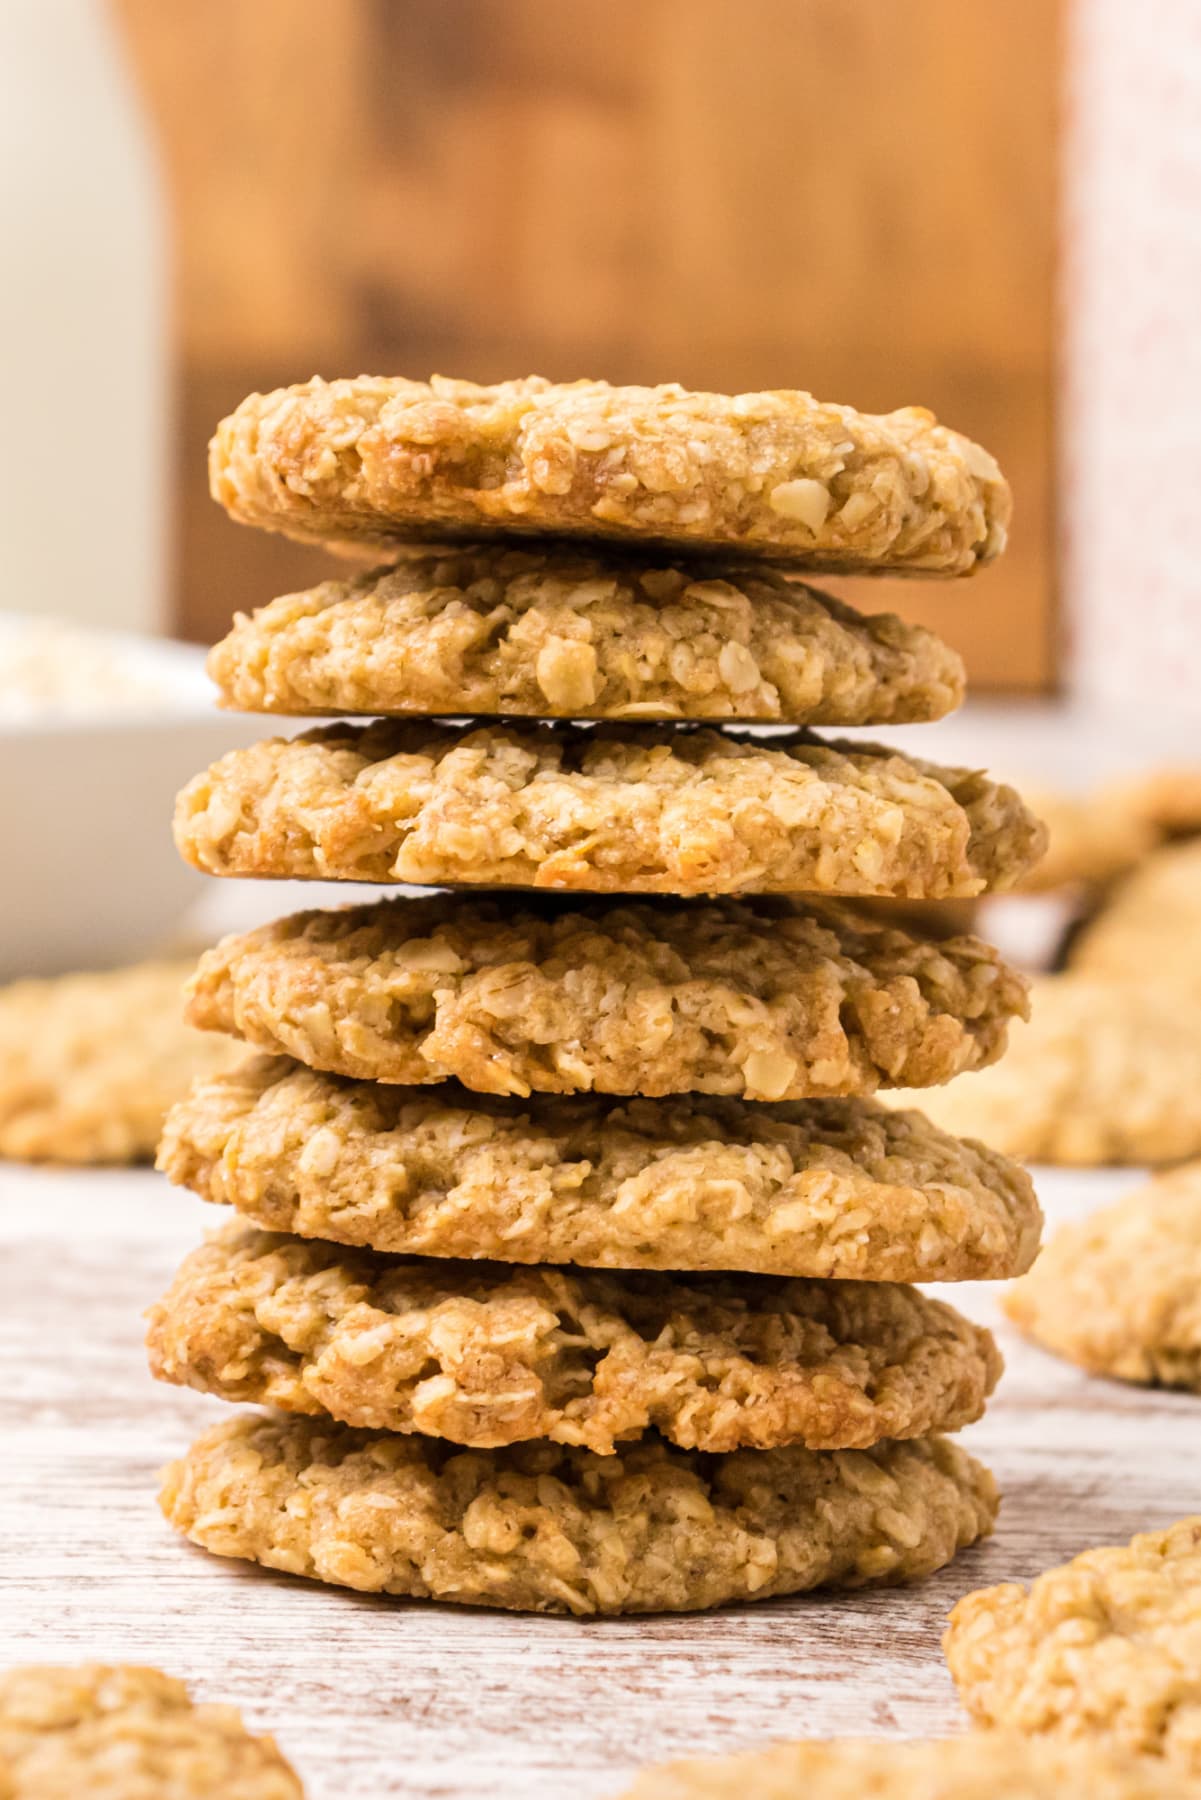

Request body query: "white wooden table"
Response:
[1, 1160, 1197, 1799]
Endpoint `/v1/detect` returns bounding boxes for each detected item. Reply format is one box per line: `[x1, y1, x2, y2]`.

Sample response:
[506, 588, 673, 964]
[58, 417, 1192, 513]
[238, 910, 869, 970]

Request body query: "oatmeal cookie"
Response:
[1003, 1163, 1201, 1388]
[209, 374, 1010, 574]
[890, 974, 1201, 1166]
[1012, 787, 1156, 894]
[0, 961, 239, 1165]
[173, 721, 1045, 899]
[945, 1518, 1201, 1773]
[1070, 840, 1201, 995]
[183, 896, 1029, 1099]
[1100, 765, 1201, 842]
[620, 1733, 1193, 1800]
[160, 1413, 997, 1616]
[206, 548, 965, 726]
[147, 1223, 1001, 1454]
[158, 1061, 1040, 1283]
[0, 1663, 302, 1798]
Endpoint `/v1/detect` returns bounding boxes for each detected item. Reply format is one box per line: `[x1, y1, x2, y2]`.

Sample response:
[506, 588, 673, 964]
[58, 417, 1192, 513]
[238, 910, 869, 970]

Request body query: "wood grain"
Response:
[112, 0, 1059, 689]
[0, 1160, 1194, 1799]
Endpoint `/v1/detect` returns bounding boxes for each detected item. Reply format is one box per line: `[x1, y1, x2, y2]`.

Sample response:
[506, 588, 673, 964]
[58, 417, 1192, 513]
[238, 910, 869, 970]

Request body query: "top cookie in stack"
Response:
[154, 375, 1044, 1618]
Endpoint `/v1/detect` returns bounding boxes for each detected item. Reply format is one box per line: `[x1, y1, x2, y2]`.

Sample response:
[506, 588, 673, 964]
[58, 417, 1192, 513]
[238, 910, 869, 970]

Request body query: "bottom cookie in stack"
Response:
[147, 1056, 1034, 1613]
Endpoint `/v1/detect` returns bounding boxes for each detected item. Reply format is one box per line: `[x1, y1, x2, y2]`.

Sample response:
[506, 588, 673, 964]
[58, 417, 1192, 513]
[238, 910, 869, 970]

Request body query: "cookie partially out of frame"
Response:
[147, 1222, 1001, 1454]
[206, 548, 965, 727]
[945, 1517, 1201, 1774]
[1003, 1162, 1201, 1388]
[161, 1413, 998, 1616]
[182, 895, 1029, 1100]
[892, 974, 1201, 1166]
[173, 721, 1045, 899]
[620, 1733, 1194, 1800]
[158, 1060, 1041, 1284]
[0, 960, 238, 1166]
[1070, 840, 1201, 997]
[209, 374, 1010, 574]
[0, 1663, 302, 1799]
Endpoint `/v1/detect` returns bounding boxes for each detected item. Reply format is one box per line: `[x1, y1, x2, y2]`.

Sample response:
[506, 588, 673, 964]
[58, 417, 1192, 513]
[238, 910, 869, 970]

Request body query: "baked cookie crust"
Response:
[183, 896, 1029, 1100]
[619, 1733, 1193, 1800]
[147, 1223, 1001, 1454]
[206, 548, 965, 727]
[0, 1663, 302, 1799]
[1003, 1163, 1201, 1388]
[161, 1413, 998, 1616]
[0, 961, 238, 1166]
[173, 721, 1045, 899]
[945, 1518, 1201, 1774]
[158, 1061, 1041, 1283]
[891, 974, 1201, 1166]
[209, 374, 1011, 574]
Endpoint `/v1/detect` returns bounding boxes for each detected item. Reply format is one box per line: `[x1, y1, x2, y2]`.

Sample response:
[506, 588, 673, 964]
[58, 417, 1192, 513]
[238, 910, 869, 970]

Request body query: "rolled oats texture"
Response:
[209, 374, 1010, 574]
[147, 1222, 1001, 1453]
[890, 974, 1201, 1166]
[158, 1059, 1041, 1283]
[206, 547, 966, 727]
[945, 1517, 1201, 1773]
[182, 895, 1029, 1100]
[173, 720, 1046, 899]
[0, 1663, 303, 1799]
[160, 1412, 998, 1615]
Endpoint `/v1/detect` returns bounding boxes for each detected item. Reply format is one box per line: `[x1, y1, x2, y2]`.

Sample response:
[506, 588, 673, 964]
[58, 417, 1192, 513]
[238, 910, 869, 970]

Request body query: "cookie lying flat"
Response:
[1003, 1163, 1201, 1387]
[1012, 787, 1156, 895]
[160, 1060, 1040, 1283]
[1100, 764, 1201, 842]
[183, 896, 1028, 1099]
[158, 1060, 1042, 1281]
[148, 1223, 1001, 1454]
[892, 974, 1201, 1165]
[945, 1518, 1201, 1773]
[207, 549, 965, 728]
[620, 1733, 1194, 1800]
[161, 1413, 997, 1616]
[210, 374, 1010, 574]
[1071, 840, 1201, 995]
[0, 1663, 302, 1799]
[173, 722, 1045, 899]
[0, 961, 239, 1165]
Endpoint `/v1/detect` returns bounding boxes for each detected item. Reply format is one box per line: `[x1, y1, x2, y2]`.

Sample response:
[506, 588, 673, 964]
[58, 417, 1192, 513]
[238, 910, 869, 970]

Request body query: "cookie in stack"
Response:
[150, 375, 1046, 1616]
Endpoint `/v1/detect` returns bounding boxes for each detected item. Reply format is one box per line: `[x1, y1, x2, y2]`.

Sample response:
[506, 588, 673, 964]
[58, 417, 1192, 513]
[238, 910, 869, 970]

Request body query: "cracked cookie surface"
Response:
[0, 1663, 302, 1799]
[0, 961, 238, 1165]
[206, 547, 965, 727]
[148, 1223, 1001, 1453]
[209, 374, 1010, 574]
[158, 1059, 1040, 1282]
[183, 895, 1028, 1100]
[174, 721, 1044, 899]
[161, 1413, 997, 1616]
[1003, 1163, 1201, 1388]
[945, 1518, 1201, 1773]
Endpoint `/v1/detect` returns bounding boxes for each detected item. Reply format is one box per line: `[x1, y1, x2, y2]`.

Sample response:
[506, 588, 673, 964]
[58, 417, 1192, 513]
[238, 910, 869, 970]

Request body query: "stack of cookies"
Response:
[150, 374, 1046, 1616]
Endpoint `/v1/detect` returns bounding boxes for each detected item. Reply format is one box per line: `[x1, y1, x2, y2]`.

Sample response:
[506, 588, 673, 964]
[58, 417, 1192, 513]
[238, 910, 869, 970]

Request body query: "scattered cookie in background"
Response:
[0, 1663, 303, 1798]
[0, 960, 239, 1165]
[944, 1517, 1201, 1773]
[617, 1732, 1191, 1799]
[1004, 1162, 1201, 1388]
[1071, 838, 1201, 996]
[1100, 764, 1201, 844]
[891, 973, 1201, 1166]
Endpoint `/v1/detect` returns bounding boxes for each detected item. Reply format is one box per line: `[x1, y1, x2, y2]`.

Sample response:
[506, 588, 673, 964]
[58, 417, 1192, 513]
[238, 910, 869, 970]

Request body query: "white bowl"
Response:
[0, 624, 264, 980]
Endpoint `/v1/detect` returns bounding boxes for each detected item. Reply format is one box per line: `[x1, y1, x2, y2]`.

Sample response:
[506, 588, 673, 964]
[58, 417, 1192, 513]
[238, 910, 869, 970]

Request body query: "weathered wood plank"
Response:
[0, 1162, 1194, 1799]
